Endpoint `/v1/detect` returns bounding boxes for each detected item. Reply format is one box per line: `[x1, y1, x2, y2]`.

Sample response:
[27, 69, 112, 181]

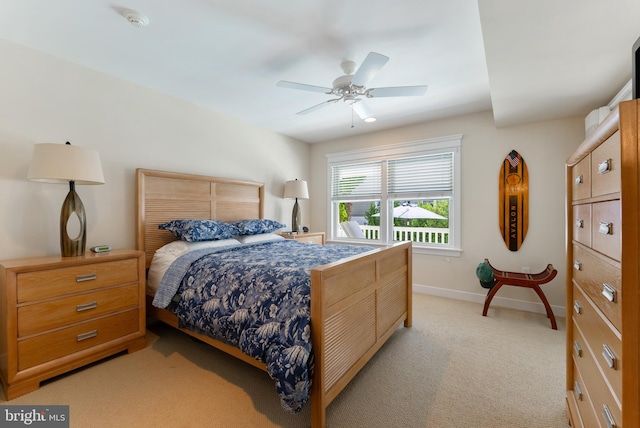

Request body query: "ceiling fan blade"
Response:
[367, 85, 428, 98]
[296, 98, 341, 115]
[352, 100, 375, 120]
[277, 80, 332, 94]
[351, 52, 389, 87]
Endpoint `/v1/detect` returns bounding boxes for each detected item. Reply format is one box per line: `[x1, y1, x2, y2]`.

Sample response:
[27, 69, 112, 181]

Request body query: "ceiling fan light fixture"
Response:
[276, 52, 427, 124]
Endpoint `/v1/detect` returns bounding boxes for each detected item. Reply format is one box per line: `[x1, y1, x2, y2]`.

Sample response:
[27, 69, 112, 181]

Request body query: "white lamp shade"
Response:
[284, 179, 309, 199]
[28, 143, 105, 185]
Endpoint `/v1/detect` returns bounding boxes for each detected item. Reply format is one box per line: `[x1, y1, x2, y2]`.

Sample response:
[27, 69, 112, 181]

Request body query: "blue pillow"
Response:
[159, 219, 240, 242]
[230, 219, 285, 235]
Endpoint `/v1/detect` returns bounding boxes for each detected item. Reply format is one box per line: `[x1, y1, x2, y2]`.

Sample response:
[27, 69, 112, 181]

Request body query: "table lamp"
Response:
[284, 179, 309, 233]
[27, 142, 105, 257]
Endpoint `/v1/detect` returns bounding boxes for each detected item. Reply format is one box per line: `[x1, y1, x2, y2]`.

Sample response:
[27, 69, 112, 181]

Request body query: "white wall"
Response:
[310, 111, 585, 315]
[0, 39, 310, 260]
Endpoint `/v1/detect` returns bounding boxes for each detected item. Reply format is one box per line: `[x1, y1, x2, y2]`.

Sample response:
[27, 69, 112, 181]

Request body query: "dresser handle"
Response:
[573, 260, 582, 271]
[575, 219, 583, 228]
[574, 381, 583, 401]
[77, 330, 98, 342]
[575, 175, 583, 185]
[574, 341, 582, 358]
[76, 273, 97, 282]
[573, 300, 582, 314]
[76, 301, 97, 312]
[602, 404, 616, 428]
[602, 344, 617, 369]
[602, 283, 616, 303]
[598, 222, 613, 235]
[598, 159, 612, 175]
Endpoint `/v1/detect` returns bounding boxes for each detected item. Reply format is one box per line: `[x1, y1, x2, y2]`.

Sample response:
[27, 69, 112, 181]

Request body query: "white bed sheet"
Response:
[146, 234, 285, 294]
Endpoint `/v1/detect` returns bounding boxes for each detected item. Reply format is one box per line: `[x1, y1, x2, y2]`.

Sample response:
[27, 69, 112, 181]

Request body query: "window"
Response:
[327, 135, 461, 256]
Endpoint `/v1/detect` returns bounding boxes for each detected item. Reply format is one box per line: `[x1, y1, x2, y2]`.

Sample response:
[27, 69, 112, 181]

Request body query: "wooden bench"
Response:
[481, 258, 558, 329]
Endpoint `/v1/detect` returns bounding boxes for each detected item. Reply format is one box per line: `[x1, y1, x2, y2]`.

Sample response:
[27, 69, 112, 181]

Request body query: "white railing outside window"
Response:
[338, 225, 450, 244]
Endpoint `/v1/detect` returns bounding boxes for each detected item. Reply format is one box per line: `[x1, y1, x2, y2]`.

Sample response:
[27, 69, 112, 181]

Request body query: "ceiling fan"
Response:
[276, 52, 428, 122]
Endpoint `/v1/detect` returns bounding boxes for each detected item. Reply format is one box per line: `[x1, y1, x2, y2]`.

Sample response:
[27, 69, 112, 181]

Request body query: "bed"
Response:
[135, 168, 412, 428]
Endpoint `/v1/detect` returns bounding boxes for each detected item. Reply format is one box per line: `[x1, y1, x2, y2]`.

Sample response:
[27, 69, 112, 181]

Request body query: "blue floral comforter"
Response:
[152, 239, 373, 413]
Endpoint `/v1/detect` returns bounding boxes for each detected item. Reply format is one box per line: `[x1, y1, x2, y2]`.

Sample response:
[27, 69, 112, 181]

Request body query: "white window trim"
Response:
[326, 135, 462, 257]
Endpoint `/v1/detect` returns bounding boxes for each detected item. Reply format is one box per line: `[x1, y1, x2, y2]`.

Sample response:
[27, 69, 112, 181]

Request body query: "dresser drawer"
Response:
[591, 200, 621, 261]
[17, 309, 139, 371]
[591, 130, 621, 197]
[572, 155, 591, 201]
[573, 204, 591, 247]
[17, 259, 139, 303]
[572, 283, 622, 401]
[572, 244, 621, 331]
[17, 284, 139, 337]
[572, 322, 622, 428]
[571, 362, 600, 428]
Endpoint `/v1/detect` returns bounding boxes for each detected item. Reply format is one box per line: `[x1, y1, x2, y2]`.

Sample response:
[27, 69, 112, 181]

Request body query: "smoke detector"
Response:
[123, 9, 149, 28]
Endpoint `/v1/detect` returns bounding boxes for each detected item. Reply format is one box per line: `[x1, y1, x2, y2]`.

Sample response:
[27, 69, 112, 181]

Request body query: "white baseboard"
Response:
[413, 284, 567, 318]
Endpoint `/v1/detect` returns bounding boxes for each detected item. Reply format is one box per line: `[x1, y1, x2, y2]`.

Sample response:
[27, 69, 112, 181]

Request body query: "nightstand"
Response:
[281, 232, 325, 245]
[0, 249, 146, 400]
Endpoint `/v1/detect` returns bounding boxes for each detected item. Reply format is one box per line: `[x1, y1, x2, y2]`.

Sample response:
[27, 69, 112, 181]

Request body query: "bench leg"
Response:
[531, 285, 557, 330]
[483, 282, 557, 330]
[482, 282, 504, 316]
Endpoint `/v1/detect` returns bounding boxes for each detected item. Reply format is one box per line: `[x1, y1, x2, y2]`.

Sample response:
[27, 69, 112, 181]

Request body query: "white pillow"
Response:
[147, 239, 241, 294]
[234, 233, 285, 244]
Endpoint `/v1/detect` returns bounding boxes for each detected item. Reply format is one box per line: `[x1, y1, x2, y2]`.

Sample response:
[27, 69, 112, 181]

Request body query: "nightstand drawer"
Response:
[17, 258, 139, 303]
[18, 284, 139, 337]
[18, 309, 139, 370]
[296, 234, 324, 244]
[281, 232, 325, 244]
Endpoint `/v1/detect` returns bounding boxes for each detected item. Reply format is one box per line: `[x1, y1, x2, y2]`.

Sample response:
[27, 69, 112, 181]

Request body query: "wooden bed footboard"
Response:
[309, 241, 412, 428]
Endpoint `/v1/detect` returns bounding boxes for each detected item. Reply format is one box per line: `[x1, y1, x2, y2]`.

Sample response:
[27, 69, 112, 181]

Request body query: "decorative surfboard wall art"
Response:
[499, 150, 529, 251]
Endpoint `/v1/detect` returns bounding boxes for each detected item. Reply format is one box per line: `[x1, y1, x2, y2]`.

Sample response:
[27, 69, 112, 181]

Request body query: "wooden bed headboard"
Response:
[136, 168, 264, 268]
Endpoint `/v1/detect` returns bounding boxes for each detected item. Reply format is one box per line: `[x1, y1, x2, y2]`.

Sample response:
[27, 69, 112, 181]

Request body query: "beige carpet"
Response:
[2, 293, 569, 428]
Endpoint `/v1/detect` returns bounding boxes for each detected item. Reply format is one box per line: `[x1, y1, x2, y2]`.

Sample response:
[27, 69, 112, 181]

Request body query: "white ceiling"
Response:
[0, 0, 638, 143]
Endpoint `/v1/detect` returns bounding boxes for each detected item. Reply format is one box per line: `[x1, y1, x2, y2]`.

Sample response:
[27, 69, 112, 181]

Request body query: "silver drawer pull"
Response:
[76, 273, 97, 282]
[598, 222, 613, 235]
[76, 301, 97, 312]
[602, 404, 616, 428]
[602, 344, 617, 369]
[76, 330, 98, 342]
[573, 260, 582, 271]
[602, 283, 616, 303]
[574, 340, 582, 357]
[575, 219, 583, 229]
[575, 175, 583, 185]
[573, 300, 582, 315]
[574, 381, 583, 401]
[598, 159, 612, 175]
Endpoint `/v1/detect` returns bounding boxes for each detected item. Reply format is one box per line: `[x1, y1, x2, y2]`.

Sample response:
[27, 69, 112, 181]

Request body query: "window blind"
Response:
[387, 152, 453, 195]
[330, 161, 382, 199]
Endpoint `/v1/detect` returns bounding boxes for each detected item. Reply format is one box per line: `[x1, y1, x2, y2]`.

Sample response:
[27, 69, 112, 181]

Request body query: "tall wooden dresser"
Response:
[565, 99, 640, 427]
